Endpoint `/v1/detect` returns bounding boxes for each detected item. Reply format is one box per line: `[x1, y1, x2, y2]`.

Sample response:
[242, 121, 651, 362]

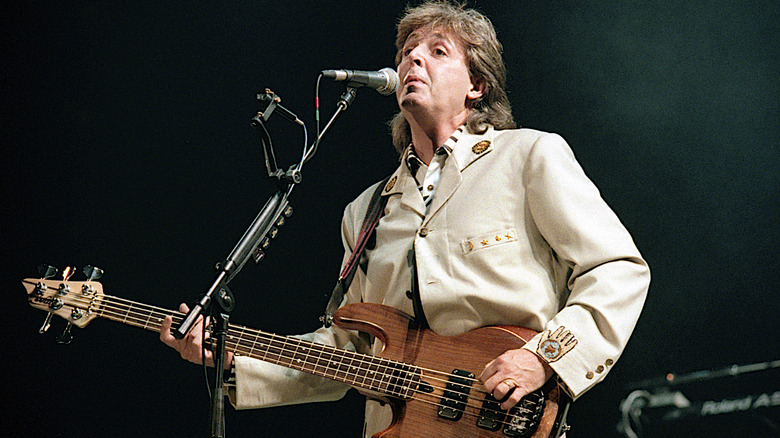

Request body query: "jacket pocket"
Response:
[460, 228, 519, 255]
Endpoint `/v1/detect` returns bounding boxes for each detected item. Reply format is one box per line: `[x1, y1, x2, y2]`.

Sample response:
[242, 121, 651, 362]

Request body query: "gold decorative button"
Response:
[596, 365, 605, 373]
[384, 176, 397, 192]
[427, 184, 434, 191]
[419, 228, 429, 237]
[605, 359, 614, 366]
[495, 236, 501, 241]
[586, 371, 594, 379]
[472, 140, 490, 154]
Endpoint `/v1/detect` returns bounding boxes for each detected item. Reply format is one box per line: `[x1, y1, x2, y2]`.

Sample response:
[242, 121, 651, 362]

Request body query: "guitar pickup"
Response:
[476, 394, 504, 431]
[437, 369, 474, 421]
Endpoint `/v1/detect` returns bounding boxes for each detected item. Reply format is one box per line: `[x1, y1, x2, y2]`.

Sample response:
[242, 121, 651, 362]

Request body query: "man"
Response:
[161, 1, 650, 436]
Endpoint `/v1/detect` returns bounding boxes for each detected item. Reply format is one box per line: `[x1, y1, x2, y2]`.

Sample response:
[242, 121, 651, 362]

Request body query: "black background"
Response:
[3, 1, 778, 437]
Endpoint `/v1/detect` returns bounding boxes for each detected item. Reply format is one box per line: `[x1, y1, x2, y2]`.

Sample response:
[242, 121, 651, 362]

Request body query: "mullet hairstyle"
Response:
[390, 0, 516, 153]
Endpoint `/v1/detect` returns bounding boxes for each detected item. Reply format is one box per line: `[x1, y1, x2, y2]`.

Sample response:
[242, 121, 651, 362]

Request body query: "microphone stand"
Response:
[173, 85, 360, 438]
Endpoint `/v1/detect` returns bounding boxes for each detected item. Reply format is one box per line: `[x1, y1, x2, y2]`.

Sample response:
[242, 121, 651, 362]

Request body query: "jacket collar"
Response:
[380, 125, 496, 221]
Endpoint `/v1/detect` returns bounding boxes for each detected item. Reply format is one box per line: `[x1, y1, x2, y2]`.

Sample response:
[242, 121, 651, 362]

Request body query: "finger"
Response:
[500, 385, 528, 411]
[160, 314, 176, 345]
[479, 359, 499, 388]
[180, 333, 207, 364]
[491, 378, 517, 401]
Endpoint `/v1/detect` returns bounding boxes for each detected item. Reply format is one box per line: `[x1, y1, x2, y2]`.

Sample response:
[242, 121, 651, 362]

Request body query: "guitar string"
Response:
[63, 294, 541, 429]
[59, 293, 461, 395]
[97, 293, 510, 401]
[27, 277, 544, 428]
[53, 291, 539, 426]
[54, 292, 540, 426]
[52, 291, 542, 425]
[98, 293, 496, 389]
[91, 293, 466, 384]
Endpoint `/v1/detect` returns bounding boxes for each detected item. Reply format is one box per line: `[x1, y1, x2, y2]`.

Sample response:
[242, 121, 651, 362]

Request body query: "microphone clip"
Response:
[251, 89, 305, 185]
[255, 89, 304, 126]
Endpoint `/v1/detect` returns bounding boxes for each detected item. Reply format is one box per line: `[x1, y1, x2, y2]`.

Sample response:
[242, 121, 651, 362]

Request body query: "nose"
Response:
[407, 46, 425, 67]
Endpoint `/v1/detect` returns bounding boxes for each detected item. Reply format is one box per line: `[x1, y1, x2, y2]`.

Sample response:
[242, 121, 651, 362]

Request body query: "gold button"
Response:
[586, 371, 594, 379]
[419, 228, 429, 237]
[472, 140, 490, 154]
[384, 176, 397, 192]
[605, 359, 614, 366]
[427, 184, 434, 191]
[596, 365, 605, 373]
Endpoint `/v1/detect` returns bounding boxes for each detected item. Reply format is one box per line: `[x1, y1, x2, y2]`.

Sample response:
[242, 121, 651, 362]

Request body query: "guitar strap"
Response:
[321, 176, 390, 327]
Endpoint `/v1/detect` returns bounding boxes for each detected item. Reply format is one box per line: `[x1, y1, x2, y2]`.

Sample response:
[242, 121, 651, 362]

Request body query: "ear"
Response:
[467, 78, 486, 101]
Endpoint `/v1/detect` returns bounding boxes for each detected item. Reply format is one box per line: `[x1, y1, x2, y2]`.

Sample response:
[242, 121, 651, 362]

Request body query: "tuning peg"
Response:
[61, 266, 76, 281]
[83, 265, 104, 281]
[56, 323, 74, 344]
[252, 248, 265, 263]
[38, 314, 54, 334]
[38, 264, 58, 280]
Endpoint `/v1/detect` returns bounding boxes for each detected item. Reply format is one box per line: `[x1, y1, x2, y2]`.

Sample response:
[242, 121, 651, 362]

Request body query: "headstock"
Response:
[23, 265, 106, 342]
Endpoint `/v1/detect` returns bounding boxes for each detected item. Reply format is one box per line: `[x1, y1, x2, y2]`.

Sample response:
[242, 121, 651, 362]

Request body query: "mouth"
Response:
[403, 73, 425, 86]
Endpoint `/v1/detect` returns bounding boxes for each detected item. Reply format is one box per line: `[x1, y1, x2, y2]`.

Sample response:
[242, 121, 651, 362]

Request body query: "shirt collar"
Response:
[404, 125, 464, 174]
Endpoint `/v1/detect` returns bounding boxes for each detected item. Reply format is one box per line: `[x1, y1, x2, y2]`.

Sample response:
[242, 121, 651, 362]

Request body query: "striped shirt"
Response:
[405, 126, 464, 214]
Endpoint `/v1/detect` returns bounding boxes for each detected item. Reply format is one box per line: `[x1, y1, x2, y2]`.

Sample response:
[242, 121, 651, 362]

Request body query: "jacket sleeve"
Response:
[519, 133, 650, 399]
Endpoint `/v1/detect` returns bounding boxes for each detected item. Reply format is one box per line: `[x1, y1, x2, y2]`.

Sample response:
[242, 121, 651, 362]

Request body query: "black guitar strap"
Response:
[321, 176, 390, 327]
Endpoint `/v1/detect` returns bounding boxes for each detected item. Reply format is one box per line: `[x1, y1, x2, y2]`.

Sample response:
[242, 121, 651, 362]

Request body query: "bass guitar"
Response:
[23, 274, 570, 438]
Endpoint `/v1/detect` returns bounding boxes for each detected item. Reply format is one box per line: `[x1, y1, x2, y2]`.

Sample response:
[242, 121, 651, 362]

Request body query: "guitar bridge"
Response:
[503, 388, 546, 437]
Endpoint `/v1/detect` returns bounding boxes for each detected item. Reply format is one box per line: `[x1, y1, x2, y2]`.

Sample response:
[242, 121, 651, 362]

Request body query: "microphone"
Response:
[321, 68, 399, 96]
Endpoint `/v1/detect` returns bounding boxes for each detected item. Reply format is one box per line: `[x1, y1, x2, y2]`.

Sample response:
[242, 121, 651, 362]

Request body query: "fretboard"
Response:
[95, 294, 419, 399]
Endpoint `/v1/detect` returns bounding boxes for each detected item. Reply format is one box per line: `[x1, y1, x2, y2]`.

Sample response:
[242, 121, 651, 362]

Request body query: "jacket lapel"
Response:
[423, 127, 496, 225]
[382, 162, 426, 218]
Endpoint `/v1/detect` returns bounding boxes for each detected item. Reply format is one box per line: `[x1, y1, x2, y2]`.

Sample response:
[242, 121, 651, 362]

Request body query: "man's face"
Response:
[396, 26, 482, 124]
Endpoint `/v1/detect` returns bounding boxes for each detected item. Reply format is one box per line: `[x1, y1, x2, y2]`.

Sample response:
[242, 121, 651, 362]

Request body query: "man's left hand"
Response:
[479, 348, 554, 410]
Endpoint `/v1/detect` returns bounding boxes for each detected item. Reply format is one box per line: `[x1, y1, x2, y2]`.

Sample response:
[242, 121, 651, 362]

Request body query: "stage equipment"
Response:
[618, 360, 779, 437]
[172, 71, 394, 437]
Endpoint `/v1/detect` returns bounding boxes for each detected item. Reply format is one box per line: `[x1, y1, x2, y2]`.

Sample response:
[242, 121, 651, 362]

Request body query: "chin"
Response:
[399, 94, 425, 110]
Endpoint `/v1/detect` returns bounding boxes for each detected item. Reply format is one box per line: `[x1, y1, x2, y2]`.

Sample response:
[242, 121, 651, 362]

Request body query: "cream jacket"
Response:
[229, 127, 650, 435]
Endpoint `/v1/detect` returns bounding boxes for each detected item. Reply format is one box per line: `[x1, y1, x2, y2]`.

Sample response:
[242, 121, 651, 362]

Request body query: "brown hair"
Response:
[390, 0, 515, 153]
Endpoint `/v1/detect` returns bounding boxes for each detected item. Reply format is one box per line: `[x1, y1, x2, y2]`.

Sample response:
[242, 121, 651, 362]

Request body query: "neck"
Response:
[407, 112, 467, 165]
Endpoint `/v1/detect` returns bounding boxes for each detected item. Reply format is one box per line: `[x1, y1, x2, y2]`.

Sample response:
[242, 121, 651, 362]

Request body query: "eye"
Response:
[433, 47, 447, 56]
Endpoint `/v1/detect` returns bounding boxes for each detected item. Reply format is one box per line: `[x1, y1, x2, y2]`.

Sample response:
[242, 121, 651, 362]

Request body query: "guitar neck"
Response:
[96, 295, 418, 398]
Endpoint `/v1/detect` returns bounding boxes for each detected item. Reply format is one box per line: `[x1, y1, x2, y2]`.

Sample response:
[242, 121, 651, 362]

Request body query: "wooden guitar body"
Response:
[333, 303, 569, 438]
